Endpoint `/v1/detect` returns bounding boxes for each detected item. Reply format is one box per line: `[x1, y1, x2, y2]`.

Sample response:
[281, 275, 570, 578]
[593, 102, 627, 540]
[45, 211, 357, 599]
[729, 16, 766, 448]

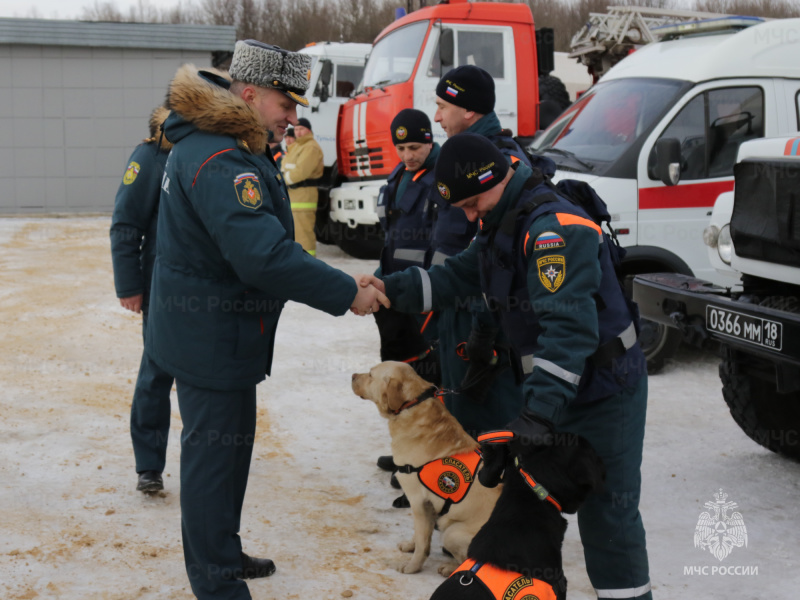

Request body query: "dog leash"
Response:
[476, 430, 563, 512]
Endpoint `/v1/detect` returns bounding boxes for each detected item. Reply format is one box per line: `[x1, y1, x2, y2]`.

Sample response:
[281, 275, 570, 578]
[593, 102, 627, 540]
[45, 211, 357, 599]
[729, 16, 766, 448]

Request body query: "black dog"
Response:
[430, 431, 605, 600]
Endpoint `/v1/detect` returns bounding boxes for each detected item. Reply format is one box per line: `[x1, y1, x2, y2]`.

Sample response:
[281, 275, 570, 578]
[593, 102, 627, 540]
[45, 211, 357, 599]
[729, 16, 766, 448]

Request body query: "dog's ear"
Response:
[381, 377, 407, 413]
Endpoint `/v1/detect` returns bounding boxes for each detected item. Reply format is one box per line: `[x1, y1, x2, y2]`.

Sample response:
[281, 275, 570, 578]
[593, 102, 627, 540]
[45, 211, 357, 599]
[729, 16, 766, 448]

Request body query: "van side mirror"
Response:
[439, 28, 454, 70]
[315, 60, 332, 103]
[656, 137, 682, 186]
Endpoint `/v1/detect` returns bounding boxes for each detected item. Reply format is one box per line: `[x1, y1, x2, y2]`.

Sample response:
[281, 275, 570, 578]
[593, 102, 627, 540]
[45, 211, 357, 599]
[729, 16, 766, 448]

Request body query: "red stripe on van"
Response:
[639, 180, 734, 210]
[784, 137, 800, 156]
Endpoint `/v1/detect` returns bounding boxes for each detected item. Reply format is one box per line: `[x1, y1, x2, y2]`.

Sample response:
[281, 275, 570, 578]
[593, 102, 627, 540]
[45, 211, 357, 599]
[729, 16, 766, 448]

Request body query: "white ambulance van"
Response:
[531, 17, 800, 370]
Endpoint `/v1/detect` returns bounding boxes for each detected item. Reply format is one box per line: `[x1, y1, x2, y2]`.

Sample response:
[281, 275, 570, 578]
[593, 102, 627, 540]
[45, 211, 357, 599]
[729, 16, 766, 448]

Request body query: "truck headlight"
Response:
[717, 224, 733, 264]
[703, 225, 719, 248]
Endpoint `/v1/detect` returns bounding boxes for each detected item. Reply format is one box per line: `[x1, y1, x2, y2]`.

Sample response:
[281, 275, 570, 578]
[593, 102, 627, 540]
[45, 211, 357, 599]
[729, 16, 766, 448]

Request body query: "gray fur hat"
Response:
[229, 40, 312, 107]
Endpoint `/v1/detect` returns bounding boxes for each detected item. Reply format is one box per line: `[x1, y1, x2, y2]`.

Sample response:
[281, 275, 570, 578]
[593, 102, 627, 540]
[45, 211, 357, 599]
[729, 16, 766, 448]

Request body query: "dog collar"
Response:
[391, 385, 439, 415]
[514, 456, 563, 512]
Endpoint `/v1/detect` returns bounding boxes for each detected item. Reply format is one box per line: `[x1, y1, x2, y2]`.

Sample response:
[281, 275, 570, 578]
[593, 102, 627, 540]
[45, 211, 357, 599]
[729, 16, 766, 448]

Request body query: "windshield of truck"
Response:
[361, 21, 428, 89]
[531, 78, 685, 175]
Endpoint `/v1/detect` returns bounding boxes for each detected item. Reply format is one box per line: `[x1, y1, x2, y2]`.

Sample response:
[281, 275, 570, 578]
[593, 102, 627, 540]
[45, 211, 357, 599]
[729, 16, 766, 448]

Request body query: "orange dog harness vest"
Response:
[396, 450, 482, 515]
[450, 559, 559, 600]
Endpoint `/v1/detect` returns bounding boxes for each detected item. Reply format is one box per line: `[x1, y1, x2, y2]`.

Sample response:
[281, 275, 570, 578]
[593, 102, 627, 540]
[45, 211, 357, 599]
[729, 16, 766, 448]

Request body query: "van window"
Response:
[427, 29, 505, 79]
[335, 64, 363, 98]
[796, 89, 800, 130]
[651, 86, 764, 180]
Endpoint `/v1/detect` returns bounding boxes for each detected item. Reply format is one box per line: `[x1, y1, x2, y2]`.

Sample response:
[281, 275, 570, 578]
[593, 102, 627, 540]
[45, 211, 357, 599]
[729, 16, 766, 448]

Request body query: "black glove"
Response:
[477, 411, 555, 488]
[459, 325, 507, 402]
[507, 409, 555, 449]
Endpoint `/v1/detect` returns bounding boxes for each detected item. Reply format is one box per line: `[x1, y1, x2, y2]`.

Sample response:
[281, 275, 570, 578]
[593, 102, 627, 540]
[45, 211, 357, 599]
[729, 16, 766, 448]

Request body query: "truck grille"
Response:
[348, 144, 384, 172]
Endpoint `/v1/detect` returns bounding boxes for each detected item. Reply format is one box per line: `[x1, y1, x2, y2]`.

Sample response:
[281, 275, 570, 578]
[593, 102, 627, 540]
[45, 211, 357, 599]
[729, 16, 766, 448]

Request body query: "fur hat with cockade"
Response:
[228, 40, 312, 108]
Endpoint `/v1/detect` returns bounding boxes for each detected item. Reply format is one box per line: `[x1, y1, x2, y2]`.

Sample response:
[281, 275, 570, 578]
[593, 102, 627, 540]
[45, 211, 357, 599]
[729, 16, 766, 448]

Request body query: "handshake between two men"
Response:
[349, 275, 389, 316]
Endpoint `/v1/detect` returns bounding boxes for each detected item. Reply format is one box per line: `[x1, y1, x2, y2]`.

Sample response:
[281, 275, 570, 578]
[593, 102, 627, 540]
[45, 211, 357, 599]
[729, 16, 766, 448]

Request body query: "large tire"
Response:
[624, 274, 682, 374]
[719, 349, 800, 461]
[538, 74, 571, 130]
[638, 318, 683, 374]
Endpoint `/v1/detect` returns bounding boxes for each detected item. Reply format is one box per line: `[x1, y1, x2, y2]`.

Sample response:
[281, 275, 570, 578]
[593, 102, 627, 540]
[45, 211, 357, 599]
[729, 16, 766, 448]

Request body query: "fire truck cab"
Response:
[328, 0, 544, 258]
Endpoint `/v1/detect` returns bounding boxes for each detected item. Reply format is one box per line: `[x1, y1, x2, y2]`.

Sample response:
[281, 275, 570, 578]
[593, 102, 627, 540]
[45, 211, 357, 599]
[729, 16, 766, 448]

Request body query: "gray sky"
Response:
[0, 0, 186, 19]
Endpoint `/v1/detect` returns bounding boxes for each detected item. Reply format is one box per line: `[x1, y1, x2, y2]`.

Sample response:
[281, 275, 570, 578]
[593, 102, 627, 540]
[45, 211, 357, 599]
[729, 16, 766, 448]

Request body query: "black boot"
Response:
[136, 471, 163, 493]
[236, 552, 276, 579]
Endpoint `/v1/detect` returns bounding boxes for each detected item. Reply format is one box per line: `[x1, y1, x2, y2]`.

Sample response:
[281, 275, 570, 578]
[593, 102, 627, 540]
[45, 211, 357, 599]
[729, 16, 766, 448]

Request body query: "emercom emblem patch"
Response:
[122, 161, 140, 185]
[537, 255, 565, 293]
[234, 172, 263, 209]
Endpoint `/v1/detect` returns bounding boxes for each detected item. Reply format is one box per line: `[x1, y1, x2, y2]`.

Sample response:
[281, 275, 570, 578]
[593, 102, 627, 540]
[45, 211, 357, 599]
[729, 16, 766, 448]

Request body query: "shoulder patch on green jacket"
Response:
[537, 254, 565, 293]
[234, 172, 263, 209]
[122, 161, 140, 185]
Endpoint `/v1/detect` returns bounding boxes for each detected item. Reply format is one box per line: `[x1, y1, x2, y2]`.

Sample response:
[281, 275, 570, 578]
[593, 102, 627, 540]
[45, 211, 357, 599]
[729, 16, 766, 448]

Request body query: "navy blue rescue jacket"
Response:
[378, 144, 440, 274]
[475, 170, 646, 405]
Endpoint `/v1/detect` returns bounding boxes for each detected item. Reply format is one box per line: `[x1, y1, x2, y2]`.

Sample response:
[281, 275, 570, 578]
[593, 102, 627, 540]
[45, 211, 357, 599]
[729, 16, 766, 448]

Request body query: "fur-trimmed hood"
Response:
[164, 64, 267, 153]
[147, 106, 173, 151]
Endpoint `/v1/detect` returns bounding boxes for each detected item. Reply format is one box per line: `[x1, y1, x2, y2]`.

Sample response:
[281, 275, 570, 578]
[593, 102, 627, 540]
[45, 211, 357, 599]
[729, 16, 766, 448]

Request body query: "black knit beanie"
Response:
[390, 109, 433, 145]
[435, 65, 495, 114]
[434, 132, 508, 204]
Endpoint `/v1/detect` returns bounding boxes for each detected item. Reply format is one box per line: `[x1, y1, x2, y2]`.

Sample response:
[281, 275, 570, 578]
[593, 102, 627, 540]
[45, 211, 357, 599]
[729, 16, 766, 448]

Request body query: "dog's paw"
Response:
[438, 562, 458, 577]
[397, 560, 422, 574]
[398, 540, 415, 553]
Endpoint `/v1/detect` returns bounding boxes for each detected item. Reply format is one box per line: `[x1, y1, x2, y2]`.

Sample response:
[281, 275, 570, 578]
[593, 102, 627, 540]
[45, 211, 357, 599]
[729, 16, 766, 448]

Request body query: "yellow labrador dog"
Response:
[352, 361, 501, 576]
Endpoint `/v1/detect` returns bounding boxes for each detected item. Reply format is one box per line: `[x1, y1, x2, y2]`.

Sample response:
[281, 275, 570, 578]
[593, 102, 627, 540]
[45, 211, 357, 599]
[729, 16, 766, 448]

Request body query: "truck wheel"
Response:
[334, 224, 384, 260]
[538, 75, 571, 130]
[638, 319, 683, 374]
[719, 351, 800, 461]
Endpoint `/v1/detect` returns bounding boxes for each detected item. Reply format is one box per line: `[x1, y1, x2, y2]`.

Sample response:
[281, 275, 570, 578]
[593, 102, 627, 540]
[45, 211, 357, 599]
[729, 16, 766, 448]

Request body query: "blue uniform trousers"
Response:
[177, 381, 257, 599]
[130, 303, 173, 473]
[558, 374, 652, 600]
[437, 308, 525, 438]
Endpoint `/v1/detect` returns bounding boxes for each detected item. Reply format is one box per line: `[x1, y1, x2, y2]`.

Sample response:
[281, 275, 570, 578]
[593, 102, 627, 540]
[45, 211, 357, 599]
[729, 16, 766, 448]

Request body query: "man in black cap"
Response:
[368, 132, 652, 600]
[148, 40, 388, 599]
[282, 117, 323, 255]
[432, 64, 530, 438]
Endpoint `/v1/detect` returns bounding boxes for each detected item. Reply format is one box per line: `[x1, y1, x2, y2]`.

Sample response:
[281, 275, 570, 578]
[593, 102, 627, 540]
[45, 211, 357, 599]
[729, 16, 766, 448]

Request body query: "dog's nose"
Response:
[351, 373, 357, 381]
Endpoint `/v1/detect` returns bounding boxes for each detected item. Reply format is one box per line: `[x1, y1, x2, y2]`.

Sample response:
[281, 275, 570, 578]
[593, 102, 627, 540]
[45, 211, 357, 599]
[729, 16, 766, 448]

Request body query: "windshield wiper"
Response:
[538, 147, 594, 172]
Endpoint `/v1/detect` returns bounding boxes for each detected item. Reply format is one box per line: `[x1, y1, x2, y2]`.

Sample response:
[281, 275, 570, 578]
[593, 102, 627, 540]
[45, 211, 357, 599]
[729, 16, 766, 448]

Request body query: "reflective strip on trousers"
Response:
[417, 267, 432, 313]
[618, 321, 637, 350]
[596, 582, 652, 598]
[430, 250, 449, 266]
[377, 205, 386, 219]
[394, 248, 426, 265]
[520, 356, 581, 385]
[291, 202, 318, 210]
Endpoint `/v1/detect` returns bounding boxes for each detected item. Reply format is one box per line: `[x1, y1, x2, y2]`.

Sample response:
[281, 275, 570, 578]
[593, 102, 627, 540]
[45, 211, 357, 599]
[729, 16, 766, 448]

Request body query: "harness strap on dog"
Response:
[451, 558, 559, 600]
[395, 450, 482, 517]
[391, 385, 439, 415]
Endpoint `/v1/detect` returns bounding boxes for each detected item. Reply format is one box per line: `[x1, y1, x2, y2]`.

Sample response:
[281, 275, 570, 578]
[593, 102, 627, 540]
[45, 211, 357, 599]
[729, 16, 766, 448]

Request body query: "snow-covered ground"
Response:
[1, 217, 798, 600]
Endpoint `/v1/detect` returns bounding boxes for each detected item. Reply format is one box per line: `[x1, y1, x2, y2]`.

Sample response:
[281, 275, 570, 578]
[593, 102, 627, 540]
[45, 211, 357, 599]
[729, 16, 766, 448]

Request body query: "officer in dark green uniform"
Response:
[110, 105, 174, 494]
[147, 41, 387, 600]
[373, 133, 652, 600]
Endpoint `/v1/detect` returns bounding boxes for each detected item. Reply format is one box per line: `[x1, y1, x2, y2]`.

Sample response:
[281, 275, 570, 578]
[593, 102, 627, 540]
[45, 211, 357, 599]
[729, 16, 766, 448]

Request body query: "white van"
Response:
[296, 42, 371, 169]
[531, 17, 800, 370]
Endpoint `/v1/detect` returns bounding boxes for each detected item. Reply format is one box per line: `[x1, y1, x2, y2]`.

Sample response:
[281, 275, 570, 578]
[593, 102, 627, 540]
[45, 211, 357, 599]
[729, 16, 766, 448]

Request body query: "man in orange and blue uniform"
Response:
[373, 133, 652, 600]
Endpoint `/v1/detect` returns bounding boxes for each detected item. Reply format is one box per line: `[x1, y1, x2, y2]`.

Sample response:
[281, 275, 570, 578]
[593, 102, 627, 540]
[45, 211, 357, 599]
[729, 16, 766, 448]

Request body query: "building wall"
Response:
[0, 45, 214, 214]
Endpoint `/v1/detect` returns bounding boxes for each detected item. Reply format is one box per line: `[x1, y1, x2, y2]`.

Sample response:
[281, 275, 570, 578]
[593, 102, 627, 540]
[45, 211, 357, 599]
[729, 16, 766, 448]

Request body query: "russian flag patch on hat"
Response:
[478, 170, 494, 184]
[446, 86, 458, 97]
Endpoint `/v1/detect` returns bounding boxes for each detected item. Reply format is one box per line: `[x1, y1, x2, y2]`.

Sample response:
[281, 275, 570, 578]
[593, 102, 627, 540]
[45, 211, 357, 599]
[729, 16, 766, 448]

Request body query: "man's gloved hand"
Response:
[477, 410, 555, 488]
[459, 324, 507, 402]
[508, 409, 555, 449]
